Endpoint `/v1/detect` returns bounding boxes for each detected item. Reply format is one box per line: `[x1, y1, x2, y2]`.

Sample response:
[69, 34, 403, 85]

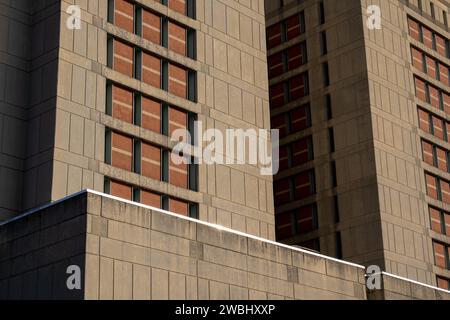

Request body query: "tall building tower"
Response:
[1, 0, 450, 301]
[266, 0, 450, 290]
[0, 0, 274, 239]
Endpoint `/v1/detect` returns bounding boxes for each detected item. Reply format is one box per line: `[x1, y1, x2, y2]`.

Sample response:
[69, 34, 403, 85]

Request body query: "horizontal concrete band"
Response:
[1, 190, 449, 300]
[0, 189, 365, 270]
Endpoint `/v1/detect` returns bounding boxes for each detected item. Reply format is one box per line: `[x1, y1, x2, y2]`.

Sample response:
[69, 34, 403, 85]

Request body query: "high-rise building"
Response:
[266, 0, 450, 290]
[0, 0, 449, 300]
[0, 0, 275, 238]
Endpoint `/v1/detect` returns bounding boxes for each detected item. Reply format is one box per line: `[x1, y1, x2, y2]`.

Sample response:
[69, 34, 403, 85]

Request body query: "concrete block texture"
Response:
[0, 0, 61, 218]
[0, 191, 448, 300]
[1, 0, 276, 244]
[29, 0, 277, 242]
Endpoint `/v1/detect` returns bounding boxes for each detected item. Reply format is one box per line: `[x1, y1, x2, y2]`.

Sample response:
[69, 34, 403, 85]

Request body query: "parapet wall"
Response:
[0, 191, 448, 300]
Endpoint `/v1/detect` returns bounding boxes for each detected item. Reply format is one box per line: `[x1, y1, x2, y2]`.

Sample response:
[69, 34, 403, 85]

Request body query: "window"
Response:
[286, 13, 305, 40]
[266, 12, 305, 49]
[295, 170, 315, 200]
[411, 47, 450, 85]
[288, 42, 307, 69]
[423, 26, 433, 49]
[440, 63, 449, 85]
[165, 196, 197, 217]
[435, 34, 447, 57]
[414, 77, 427, 102]
[140, 95, 162, 133]
[408, 16, 449, 58]
[141, 51, 161, 88]
[106, 84, 134, 124]
[161, 0, 196, 18]
[269, 82, 286, 108]
[437, 276, 450, 290]
[271, 113, 288, 138]
[298, 239, 320, 252]
[105, 179, 198, 218]
[441, 179, 450, 204]
[276, 211, 294, 240]
[291, 137, 314, 167]
[168, 0, 187, 15]
[430, 206, 443, 234]
[322, 62, 329, 86]
[105, 179, 133, 201]
[168, 21, 187, 56]
[429, 206, 450, 235]
[274, 178, 292, 205]
[296, 204, 318, 234]
[108, 38, 134, 78]
[110, 0, 134, 33]
[140, 142, 161, 180]
[105, 131, 134, 172]
[334, 195, 340, 223]
[168, 63, 188, 98]
[428, 85, 440, 109]
[436, 146, 448, 172]
[108, 87, 159, 132]
[433, 241, 449, 269]
[289, 72, 308, 100]
[418, 108, 431, 133]
[328, 127, 335, 152]
[107, 40, 197, 102]
[106, 83, 200, 138]
[326, 94, 332, 120]
[106, 129, 197, 191]
[169, 197, 189, 216]
[432, 116, 445, 140]
[411, 47, 425, 72]
[319, 1, 325, 24]
[278, 137, 314, 173]
[140, 189, 161, 208]
[426, 55, 437, 79]
[267, 23, 283, 49]
[320, 31, 327, 55]
[140, 9, 161, 45]
[278, 145, 289, 171]
[267, 42, 307, 79]
[109, 0, 196, 56]
[408, 17, 421, 41]
[331, 161, 337, 188]
[275, 204, 318, 240]
[169, 152, 188, 189]
[421, 139, 450, 172]
[425, 172, 450, 204]
[290, 104, 311, 133]
[268, 52, 284, 79]
[425, 173, 439, 200]
[335, 232, 342, 259]
[421, 140, 435, 166]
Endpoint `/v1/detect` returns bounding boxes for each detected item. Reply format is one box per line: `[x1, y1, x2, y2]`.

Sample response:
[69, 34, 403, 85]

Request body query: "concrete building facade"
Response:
[1, 0, 450, 300]
[0, 0, 275, 239]
[266, 0, 450, 291]
[1, 190, 449, 300]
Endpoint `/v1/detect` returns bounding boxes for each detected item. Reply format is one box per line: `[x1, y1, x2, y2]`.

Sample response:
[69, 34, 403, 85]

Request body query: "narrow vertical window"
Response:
[319, 1, 325, 25]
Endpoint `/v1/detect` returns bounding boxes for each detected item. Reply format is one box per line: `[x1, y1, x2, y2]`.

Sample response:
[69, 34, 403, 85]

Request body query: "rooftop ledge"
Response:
[0, 190, 449, 300]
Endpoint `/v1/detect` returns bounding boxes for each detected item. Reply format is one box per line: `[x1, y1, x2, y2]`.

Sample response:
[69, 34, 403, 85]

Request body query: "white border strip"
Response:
[82, 190, 367, 269]
[381, 272, 450, 294]
[0, 189, 365, 270]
